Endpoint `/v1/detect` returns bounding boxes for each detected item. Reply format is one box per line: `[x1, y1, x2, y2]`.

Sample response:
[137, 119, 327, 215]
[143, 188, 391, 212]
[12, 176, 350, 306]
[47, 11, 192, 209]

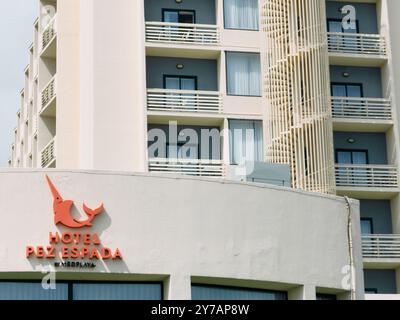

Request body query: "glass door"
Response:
[164, 75, 198, 111]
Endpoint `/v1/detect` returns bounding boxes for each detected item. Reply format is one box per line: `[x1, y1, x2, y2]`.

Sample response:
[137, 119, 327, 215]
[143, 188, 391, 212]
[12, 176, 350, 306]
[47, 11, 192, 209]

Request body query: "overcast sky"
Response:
[0, 0, 37, 167]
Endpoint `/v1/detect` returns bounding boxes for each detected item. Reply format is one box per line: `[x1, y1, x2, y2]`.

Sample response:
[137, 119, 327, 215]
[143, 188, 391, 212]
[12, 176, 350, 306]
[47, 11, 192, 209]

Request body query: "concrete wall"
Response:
[330, 66, 383, 98]
[360, 200, 393, 234]
[364, 269, 397, 294]
[326, 1, 378, 34]
[79, 0, 147, 172]
[0, 170, 364, 300]
[333, 132, 388, 165]
[146, 57, 218, 91]
[145, 0, 216, 25]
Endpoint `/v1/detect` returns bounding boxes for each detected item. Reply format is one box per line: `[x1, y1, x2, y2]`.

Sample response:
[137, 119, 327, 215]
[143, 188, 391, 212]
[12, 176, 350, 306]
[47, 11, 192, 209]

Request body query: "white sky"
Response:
[0, 0, 37, 167]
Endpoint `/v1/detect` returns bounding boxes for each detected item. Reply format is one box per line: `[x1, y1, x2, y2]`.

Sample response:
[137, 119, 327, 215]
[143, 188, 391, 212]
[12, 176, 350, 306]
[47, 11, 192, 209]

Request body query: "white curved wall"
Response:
[0, 170, 363, 299]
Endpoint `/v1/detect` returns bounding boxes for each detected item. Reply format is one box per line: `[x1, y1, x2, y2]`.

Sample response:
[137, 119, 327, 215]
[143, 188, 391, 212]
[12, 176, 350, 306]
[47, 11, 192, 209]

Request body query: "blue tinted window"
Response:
[0, 282, 68, 300]
[73, 283, 162, 300]
[192, 285, 287, 300]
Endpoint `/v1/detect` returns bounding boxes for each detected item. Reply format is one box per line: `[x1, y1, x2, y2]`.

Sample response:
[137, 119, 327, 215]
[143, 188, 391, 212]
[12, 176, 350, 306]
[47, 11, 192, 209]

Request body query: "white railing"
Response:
[149, 158, 225, 177]
[327, 32, 387, 56]
[335, 164, 399, 188]
[41, 76, 56, 110]
[42, 16, 56, 50]
[41, 137, 56, 168]
[362, 234, 400, 259]
[331, 97, 392, 120]
[147, 89, 222, 113]
[146, 22, 219, 45]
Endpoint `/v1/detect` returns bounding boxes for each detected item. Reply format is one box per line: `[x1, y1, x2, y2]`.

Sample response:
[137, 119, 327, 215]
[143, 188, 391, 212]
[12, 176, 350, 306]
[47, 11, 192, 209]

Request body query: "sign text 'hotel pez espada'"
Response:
[26, 176, 122, 266]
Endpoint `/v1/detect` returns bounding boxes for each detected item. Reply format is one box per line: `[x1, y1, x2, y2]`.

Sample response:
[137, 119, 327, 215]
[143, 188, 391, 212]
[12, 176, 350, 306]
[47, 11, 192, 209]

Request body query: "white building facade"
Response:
[6, 0, 400, 300]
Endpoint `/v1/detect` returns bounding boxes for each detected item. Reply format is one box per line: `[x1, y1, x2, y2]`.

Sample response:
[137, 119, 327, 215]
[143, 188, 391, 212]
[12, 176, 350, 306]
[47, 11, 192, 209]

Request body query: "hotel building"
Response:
[4, 0, 400, 300]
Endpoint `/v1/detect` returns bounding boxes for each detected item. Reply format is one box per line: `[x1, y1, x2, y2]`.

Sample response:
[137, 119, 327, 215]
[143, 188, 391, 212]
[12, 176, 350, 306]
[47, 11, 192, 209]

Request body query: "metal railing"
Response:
[41, 76, 56, 110]
[362, 234, 400, 259]
[147, 89, 222, 113]
[149, 158, 225, 177]
[327, 32, 387, 56]
[331, 96, 392, 120]
[41, 137, 56, 168]
[335, 164, 399, 188]
[42, 16, 56, 50]
[145, 22, 219, 45]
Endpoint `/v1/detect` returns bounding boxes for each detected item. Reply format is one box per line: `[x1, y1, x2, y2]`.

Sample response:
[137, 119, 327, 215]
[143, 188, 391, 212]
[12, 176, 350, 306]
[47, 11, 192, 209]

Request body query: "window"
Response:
[229, 120, 263, 165]
[327, 18, 359, 33]
[316, 293, 337, 300]
[191, 284, 287, 300]
[163, 9, 196, 24]
[226, 52, 261, 96]
[331, 83, 363, 98]
[167, 142, 199, 160]
[164, 75, 197, 91]
[361, 218, 374, 235]
[0, 281, 163, 301]
[365, 288, 378, 294]
[336, 149, 368, 165]
[0, 282, 68, 300]
[224, 0, 259, 30]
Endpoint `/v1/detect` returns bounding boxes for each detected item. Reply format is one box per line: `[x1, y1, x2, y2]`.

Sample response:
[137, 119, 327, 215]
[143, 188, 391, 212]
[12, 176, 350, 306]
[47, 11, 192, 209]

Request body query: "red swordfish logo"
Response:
[45, 175, 104, 228]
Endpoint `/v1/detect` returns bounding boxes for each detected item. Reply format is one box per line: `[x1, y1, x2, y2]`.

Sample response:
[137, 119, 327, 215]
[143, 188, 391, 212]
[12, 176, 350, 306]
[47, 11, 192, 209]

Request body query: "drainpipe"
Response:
[344, 196, 357, 300]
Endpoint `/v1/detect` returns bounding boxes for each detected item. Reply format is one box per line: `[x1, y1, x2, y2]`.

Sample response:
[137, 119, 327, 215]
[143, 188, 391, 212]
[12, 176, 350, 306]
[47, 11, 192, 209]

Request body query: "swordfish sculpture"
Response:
[45, 175, 104, 228]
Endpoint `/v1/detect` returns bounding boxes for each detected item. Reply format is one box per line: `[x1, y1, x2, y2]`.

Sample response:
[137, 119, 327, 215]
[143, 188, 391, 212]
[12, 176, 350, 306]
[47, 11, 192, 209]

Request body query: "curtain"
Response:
[192, 285, 287, 300]
[229, 120, 263, 165]
[72, 283, 162, 300]
[224, 0, 259, 30]
[227, 52, 261, 96]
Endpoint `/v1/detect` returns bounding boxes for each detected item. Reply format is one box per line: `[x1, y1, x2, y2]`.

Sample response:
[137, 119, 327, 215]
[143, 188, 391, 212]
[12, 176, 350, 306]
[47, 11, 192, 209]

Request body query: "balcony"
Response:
[145, 22, 219, 46]
[41, 16, 57, 58]
[147, 89, 222, 115]
[327, 33, 387, 66]
[365, 294, 400, 300]
[41, 137, 56, 168]
[332, 96, 393, 131]
[362, 235, 400, 259]
[148, 158, 225, 178]
[41, 76, 56, 117]
[335, 164, 399, 198]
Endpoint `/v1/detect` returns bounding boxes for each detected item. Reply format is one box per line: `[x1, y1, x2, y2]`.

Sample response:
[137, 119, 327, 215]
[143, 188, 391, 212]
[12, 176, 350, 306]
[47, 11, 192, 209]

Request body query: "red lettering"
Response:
[71, 246, 79, 259]
[46, 246, 56, 259]
[113, 248, 123, 260]
[26, 246, 34, 258]
[62, 233, 73, 244]
[83, 234, 91, 245]
[62, 247, 69, 258]
[80, 247, 89, 259]
[102, 248, 112, 260]
[93, 234, 101, 245]
[49, 232, 60, 244]
[90, 248, 101, 260]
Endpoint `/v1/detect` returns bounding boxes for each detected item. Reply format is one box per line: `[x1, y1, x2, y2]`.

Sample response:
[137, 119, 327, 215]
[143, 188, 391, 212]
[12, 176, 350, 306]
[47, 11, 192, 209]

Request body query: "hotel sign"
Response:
[25, 176, 122, 264]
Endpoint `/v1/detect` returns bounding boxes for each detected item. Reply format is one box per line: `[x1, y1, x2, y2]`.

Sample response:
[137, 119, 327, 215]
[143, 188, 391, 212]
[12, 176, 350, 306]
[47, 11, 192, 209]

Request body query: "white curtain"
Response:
[224, 0, 259, 30]
[226, 52, 261, 96]
[229, 120, 263, 165]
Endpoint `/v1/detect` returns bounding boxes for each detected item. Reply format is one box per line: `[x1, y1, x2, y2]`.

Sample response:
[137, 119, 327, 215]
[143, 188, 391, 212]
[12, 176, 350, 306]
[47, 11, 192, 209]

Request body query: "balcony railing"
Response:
[42, 16, 56, 50]
[335, 164, 399, 188]
[41, 76, 56, 110]
[147, 89, 222, 114]
[41, 137, 56, 168]
[331, 97, 392, 121]
[145, 22, 219, 45]
[149, 158, 225, 178]
[327, 32, 387, 56]
[362, 234, 400, 259]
